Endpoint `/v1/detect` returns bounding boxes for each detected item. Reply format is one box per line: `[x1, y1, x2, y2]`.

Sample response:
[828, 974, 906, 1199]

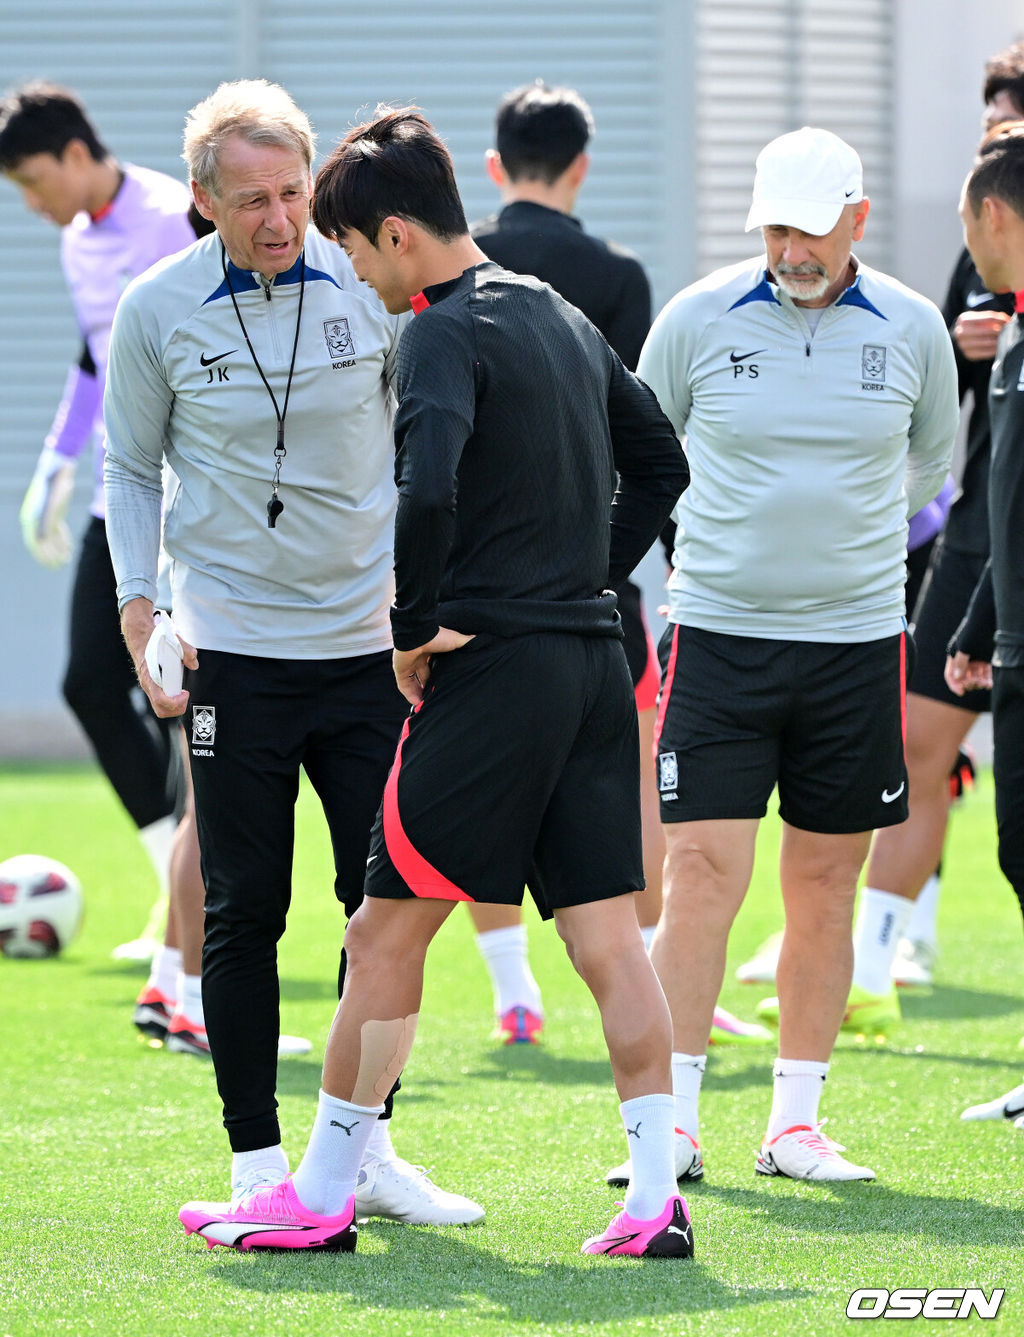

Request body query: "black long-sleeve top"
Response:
[951, 311, 1024, 666]
[471, 202, 651, 371]
[389, 262, 688, 650]
[940, 247, 1015, 556]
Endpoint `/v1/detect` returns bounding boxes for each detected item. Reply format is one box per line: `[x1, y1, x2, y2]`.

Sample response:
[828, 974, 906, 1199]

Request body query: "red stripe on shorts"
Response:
[899, 630, 907, 745]
[382, 712, 474, 901]
[652, 623, 680, 758]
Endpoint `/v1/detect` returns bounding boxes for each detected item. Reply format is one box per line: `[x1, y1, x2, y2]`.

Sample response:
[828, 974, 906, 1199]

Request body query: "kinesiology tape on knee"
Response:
[350, 1015, 419, 1107]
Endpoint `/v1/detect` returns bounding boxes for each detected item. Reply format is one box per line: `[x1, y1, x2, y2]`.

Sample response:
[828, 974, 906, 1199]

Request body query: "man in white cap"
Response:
[634, 127, 958, 1182]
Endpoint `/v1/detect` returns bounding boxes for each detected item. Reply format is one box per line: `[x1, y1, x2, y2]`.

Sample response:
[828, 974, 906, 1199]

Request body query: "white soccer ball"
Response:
[0, 854, 84, 958]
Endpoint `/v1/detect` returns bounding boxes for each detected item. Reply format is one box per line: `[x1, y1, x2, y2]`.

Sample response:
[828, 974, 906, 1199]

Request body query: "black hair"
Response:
[966, 122, 1024, 220]
[983, 41, 1024, 115]
[0, 82, 107, 170]
[494, 81, 593, 184]
[312, 106, 467, 245]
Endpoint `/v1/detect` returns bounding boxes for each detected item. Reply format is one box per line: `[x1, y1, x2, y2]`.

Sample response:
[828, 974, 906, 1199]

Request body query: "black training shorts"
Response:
[908, 542, 992, 713]
[364, 632, 644, 915]
[653, 624, 909, 834]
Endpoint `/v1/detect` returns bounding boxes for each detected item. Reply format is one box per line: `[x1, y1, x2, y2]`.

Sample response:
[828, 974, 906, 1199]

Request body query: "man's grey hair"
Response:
[183, 79, 315, 194]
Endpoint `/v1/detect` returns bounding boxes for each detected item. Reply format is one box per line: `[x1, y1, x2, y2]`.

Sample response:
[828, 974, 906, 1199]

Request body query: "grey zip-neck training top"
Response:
[104, 228, 407, 659]
[638, 255, 959, 643]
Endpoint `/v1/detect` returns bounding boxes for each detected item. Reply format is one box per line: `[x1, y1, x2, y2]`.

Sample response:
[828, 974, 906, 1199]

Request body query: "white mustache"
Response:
[776, 262, 827, 278]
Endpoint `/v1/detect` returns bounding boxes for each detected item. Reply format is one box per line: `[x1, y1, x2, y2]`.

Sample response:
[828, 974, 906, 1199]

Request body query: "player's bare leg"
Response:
[749, 825, 877, 1181]
[651, 819, 759, 1054]
[853, 696, 978, 992]
[775, 826, 870, 1060]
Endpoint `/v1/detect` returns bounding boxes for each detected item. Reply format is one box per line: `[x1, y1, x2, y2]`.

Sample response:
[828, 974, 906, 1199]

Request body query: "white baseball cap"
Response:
[745, 126, 864, 236]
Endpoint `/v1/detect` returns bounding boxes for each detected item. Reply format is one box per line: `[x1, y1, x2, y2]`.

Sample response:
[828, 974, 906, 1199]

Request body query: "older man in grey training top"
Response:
[103, 78, 481, 1227]
[639, 127, 958, 1185]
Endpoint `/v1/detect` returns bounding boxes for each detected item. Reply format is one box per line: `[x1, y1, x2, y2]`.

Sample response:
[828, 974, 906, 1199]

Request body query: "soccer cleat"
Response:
[841, 984, 901, 1034]
[709, 1004, 773, 1046]
[354, 1156, 485, 1225]
[180, 1176, 357, 1252]
[756, 1122, 875, 1181]
[166, 1009, 211, 1058]
[960, 1079, 1024, 1122]
[605, 1127, 703, 1188]
[949, 746, 976, 802]
[735, 931, 783, 985]
[891, 937, 936, 989]
[133, 985, 173, 1040]
[581, 1194, 694, 1258]
[495, 1005, 543, 1045]
[755, 984, 901, 1036]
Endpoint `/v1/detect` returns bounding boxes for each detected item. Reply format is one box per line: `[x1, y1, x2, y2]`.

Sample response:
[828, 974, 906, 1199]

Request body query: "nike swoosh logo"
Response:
[199, 349, 238, 366]
[965, 290, 992, 309]
[845, 189, 856, 198]
[881, 783, 906, 803]
[730, 348, 767, 363]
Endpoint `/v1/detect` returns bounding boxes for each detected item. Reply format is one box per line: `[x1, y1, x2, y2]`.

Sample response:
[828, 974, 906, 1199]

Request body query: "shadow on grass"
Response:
[470, 1045, 613, 1087]
[898, 985, 1023, 1023]
[837, 1043, 1017, 1071]
[206, 1223, 809, 1322]
[92, 961, 338, 1005]
[697, 1181, 1020, 1247]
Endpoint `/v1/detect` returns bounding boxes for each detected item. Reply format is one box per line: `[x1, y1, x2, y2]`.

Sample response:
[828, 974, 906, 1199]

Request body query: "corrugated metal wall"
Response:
[694, 0, 893, 276]
[0, 0, 893, 752]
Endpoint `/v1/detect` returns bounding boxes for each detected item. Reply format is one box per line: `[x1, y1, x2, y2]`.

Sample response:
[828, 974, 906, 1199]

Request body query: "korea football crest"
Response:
[324, 317, 357, 369]
[861, 343, 887, 392]
[191, 705, 216, 756]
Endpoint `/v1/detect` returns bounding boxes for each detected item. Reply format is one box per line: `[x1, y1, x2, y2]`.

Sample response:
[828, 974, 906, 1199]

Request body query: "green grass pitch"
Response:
[2, 763, 1022, 1336]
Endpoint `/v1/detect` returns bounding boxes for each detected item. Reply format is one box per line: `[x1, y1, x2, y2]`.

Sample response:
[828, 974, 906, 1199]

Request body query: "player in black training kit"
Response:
[177, 107, 692, 1260]
[949, 125, 1024, 1124]
[470, 81, 767, 1051]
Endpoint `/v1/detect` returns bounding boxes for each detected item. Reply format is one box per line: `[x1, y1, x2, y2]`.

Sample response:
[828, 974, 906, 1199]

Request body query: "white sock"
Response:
[852, 888, 915, 994]
[364, 1117, 396, 1163]
[231, 1144, 289, 1195]
[640, 924, 657, 953]
[475, 925, 543, 1015]
[904, 874, 941, 946]
[671, 1052, 707, 1142]
[766, 1059, 829, 1139]
[178, 973, 203, 1026]
[291, 1090, 383, 1216]
[146, 944, 181, 1001]
[137, 814, 177, 896]
[620, 1093, 677, 1220]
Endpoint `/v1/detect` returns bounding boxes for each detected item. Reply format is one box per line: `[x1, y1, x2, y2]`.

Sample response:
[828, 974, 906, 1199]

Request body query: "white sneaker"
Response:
[605, 1128, 704, 1187]
[891, 937, 936, 988]
[756, 1122, 875, 1181]
[735, 931, 783, 985]
[111, 935, 161, 963]
[961, 1080, 1024, 1122]
[278, 1034, 312, 1056]
[354, 1156, 484, 1225]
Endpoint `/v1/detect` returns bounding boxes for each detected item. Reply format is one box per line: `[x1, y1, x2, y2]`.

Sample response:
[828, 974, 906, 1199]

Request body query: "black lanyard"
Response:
[221, 245, 306, 528]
